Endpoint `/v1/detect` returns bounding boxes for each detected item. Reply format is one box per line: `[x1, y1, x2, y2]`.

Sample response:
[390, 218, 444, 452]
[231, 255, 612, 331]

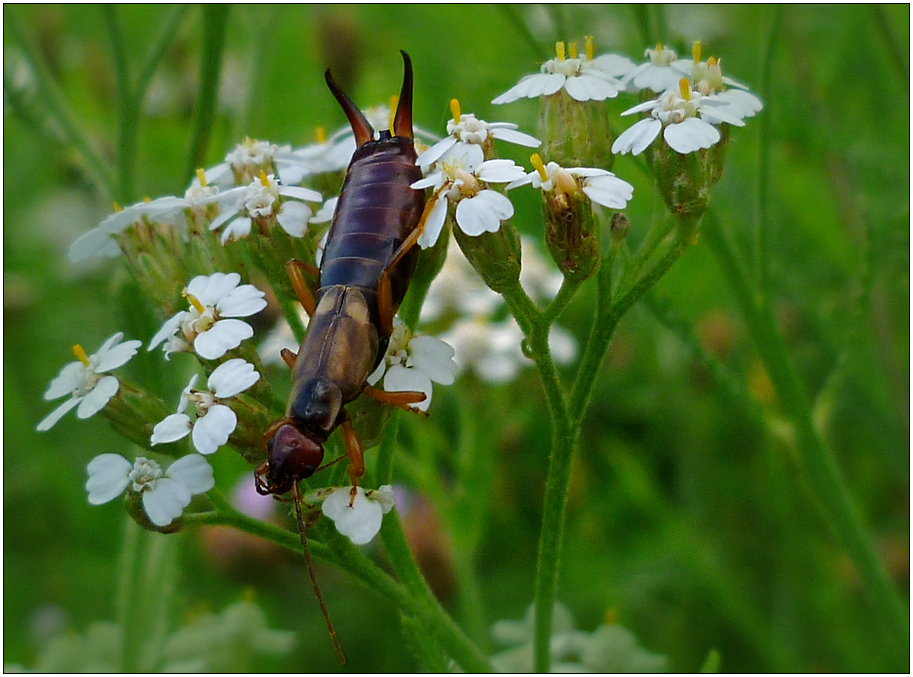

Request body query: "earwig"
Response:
[254, 51, 429, 663]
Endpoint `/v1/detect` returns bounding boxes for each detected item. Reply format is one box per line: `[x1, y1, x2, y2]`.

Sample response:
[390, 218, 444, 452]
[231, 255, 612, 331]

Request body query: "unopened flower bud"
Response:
[453, 217, 522, 294]
[610, 212, 630, 244]
[538, 90, 613, 171]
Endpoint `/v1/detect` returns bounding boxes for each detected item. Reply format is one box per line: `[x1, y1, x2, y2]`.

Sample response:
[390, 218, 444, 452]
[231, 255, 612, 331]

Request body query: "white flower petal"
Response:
[417, 196, 448, 249]
[142, 478, 192, 526]
[207, 358, 260, 398]
[280, 185, 322, 202]
[582, 175, 635, 210]
[151, 413, 193, 445]
[384, 364, 433, 412]
[85, 454, 132, 504]
[416, 136, 458, 169]
[217, 284, 267, 318]
[36, 397, 82, 431]
[492, 73, 565, 104]
[191, 404, 237, 454]
[277, 200, 312, 237]
[148, 313, 186, 351]
[188, 272, 241, 306]
[220, 216, 252, 243]
[476, 159, 528, 184]
[663, 117, 720, 154]
[489, 127, 541, 148]
[455, 190, 513, 236]
[370, 485, 395, 514]
[564, 73, 620, 102]
[409, 335, 457, 385]
[322, 487, 384, 545]
[75, 375, 119, 418]
[166, 454, 215, 494]
[192, 319, 254, 359]
[94, 338, 142, 372]
[43, 362, 84, 400]
[611, 118, 662, 155]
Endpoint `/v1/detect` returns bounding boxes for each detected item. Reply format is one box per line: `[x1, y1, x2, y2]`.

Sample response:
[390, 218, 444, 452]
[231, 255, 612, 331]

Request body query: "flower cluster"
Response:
[43, 34, 762, 551]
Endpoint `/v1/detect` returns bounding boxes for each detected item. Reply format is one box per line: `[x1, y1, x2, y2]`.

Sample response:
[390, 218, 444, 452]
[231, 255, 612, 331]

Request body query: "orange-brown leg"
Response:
[287, 258, 318, 317]
[341, 418, 365, 501]
[375, 192, 439, 335]
[362, 384, 428, 415]
[280, 348, 297, 370]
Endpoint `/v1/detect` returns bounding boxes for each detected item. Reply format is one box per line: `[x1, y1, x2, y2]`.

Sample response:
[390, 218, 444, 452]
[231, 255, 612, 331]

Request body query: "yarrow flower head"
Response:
[86, 453, 214, 527]
[417, 99, 540, 170]
[493, 37, 634, 104]
[207, 172, 323, 244]
[148, 272, 267, 360]
[68, 172, 232, 263]
[612, 78, 746, 156]
[367, 319, 458, 412]
[201, 137, 318, 188]
[508, 154, 634, 210]
[320, 485, 395, 545]
[672, 41, 764, 121]
[411, 145, 526, 248]
[37, 332, 142, 431]
[151, 359, 260, 454]
[621, 43, 683, 93]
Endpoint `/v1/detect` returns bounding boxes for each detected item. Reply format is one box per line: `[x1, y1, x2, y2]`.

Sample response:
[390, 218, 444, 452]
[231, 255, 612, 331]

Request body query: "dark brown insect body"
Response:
[256, 50, 425, 498]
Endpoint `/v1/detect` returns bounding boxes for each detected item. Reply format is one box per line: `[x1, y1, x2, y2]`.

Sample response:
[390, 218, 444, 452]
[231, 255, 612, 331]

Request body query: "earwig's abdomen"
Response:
[320, 137, 425, 325]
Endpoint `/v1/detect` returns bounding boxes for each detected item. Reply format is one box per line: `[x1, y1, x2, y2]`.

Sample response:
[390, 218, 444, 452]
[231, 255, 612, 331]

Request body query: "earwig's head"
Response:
[256, 421, 325, 496]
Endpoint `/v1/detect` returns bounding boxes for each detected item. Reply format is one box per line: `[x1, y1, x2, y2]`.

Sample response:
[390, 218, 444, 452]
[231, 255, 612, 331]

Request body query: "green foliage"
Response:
[4, 4, 909, 673]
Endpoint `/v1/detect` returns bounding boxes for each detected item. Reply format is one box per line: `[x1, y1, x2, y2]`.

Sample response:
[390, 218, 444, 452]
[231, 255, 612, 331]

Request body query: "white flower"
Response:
[493, 38, 633, 104]
[68, 177, 232, 263]
[148, 272, 267, 360]
[416, 99, 540, 170]
[321, 485, 395, 545]
[85, 453, 214, 527]
[37, 332, 141, 431]
[621, 43, 683, 93]
[151, 359, 260, 454]
[200, 138, 319, 188]
[671, 43, 764, 121]
[367, 319, 457, 412]
[611, 78, 746, 155]
[207, 172, 322, 244]
[411, 145, 526, 248]
[508, 154, 634, 210]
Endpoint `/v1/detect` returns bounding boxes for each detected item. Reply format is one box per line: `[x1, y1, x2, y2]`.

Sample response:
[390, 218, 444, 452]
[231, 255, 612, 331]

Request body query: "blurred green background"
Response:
[4, 4, 909, 672]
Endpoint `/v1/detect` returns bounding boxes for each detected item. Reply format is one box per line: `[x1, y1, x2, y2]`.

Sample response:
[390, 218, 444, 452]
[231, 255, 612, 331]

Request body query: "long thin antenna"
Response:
[292, 483, 346, 665]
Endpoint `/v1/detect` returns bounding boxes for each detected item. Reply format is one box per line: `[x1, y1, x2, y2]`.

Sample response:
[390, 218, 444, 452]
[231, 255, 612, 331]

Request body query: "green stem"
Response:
[185, 4, 229, 183]
[102, 6, 139, 203]
[702, 212, 908, 650]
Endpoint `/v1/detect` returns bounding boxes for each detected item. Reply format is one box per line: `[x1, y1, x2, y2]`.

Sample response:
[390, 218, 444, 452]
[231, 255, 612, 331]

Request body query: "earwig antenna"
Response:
[291, 483, 347, 665]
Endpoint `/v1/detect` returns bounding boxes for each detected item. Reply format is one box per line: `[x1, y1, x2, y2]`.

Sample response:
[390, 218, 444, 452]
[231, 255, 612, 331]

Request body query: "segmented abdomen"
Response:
[319, 137, 424, 326]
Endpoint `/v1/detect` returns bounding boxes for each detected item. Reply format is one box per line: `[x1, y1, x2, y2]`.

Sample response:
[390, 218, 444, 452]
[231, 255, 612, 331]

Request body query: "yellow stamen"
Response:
[389, 95, 398, 130]
[259, 170, 270, 187]
[656, 42, 664, 51]
[72, 344, 90, 367]
[183, 290, 207, 315]
[143, 196, 151, 203]
[679, 78, 691, 100]
[315, 126, 326, 144]
[585, 35, 594, 61]
[530, 153, 549, 182]
[196, 168, 207, 187]
[113, 202, 122, 213]
[449, 98, 461, 125]
[692, 40, 702, 63]
[707, 56, 717, 67]
[568, 41, 578, 59]
[556, 41, 566, 61]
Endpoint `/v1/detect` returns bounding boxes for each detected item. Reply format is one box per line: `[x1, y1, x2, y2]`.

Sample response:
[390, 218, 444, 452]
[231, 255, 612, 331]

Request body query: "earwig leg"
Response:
[287, 259, 318, 317]
[341, 418, 365, 500]
[362, 384, 428, 416]
[280, 348, 298, 370]
[375, 193, 439, 334]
